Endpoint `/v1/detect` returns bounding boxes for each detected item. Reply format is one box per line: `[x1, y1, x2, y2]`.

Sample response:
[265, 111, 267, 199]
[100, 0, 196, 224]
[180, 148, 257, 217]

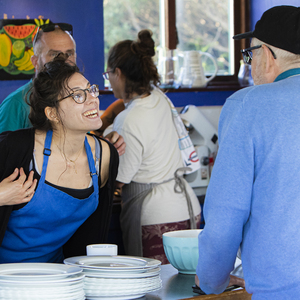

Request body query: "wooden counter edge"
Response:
[181, 288, 251, 300]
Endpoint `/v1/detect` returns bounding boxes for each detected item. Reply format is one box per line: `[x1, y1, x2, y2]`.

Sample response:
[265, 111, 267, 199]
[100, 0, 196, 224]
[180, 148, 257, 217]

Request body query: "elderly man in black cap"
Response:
[195, 5, 300, 299]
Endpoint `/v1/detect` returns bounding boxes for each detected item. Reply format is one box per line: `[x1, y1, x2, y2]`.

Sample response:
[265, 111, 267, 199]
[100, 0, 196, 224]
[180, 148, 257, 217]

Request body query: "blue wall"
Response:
[251, 0, 300, 30]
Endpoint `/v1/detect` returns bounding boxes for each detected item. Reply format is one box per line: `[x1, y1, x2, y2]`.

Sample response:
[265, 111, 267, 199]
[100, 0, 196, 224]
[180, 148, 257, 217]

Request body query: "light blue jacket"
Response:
[197, 69, 300, 299]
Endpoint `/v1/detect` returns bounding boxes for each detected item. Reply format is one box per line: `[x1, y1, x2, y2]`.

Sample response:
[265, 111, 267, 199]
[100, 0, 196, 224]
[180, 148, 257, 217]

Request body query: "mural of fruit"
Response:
[0, 34, 12, 67]
[3, 24, 36, 39]
[12, 40, 25, 58]
[0, 19, 49, 79]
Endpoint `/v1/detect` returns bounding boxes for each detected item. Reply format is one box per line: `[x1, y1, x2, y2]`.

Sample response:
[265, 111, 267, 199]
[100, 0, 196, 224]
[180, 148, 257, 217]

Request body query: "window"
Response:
[175, 0, 234, 75]
[103, 0, 250, 88]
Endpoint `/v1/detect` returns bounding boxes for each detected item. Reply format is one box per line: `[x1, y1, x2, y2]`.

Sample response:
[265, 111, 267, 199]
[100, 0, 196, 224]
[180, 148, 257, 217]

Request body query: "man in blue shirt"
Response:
[196, 5, 300, 299]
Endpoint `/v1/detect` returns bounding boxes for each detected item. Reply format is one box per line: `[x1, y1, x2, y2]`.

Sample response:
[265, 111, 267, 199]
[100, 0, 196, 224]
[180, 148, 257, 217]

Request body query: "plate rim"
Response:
[64, 255, 161, 270]
[0, 263, 82, 280]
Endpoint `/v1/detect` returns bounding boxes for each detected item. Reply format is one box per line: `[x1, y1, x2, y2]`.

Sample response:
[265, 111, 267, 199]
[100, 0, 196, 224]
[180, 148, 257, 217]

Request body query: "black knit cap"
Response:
[233, 5, 300, 54]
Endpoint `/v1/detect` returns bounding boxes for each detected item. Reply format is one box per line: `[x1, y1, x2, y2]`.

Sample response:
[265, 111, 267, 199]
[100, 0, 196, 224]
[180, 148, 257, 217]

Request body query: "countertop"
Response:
[143, 264, 251, 300]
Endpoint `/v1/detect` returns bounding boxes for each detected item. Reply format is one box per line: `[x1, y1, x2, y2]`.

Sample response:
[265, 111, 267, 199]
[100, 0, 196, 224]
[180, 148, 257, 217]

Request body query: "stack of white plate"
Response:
[0, 263, 85, 300]
[64, 255, 162, 300]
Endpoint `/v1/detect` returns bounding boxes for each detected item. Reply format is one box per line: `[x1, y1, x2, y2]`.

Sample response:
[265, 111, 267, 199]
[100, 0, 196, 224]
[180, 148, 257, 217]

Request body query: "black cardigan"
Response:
[0, 128, 119, 259]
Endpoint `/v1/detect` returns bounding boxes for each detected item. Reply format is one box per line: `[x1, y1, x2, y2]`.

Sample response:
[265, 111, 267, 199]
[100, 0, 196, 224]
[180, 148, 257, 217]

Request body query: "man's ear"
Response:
[262, 45, 275, 73]
[31, 54, 38, 69]
[262, 44, 279, 82]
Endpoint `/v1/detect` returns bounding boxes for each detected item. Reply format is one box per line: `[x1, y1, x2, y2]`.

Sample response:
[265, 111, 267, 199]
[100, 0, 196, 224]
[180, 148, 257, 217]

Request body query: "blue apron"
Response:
[0, 130, 99, 263]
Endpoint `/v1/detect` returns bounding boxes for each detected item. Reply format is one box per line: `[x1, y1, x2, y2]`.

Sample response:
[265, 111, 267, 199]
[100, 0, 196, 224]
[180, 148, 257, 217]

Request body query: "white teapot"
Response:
[178, 50, 218, 88]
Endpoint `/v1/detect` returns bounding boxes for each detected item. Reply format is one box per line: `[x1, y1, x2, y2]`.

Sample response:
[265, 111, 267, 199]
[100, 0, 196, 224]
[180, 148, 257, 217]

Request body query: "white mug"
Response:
[86, 244, 118, 256]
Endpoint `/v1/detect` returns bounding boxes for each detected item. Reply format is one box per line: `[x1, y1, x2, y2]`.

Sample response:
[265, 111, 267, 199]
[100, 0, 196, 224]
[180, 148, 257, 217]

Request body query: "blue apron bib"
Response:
[0, 130, 99, 263]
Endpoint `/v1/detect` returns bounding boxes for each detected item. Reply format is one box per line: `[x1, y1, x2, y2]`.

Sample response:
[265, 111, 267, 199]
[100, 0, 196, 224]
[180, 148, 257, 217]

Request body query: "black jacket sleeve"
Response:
[0, 128, 35, 246]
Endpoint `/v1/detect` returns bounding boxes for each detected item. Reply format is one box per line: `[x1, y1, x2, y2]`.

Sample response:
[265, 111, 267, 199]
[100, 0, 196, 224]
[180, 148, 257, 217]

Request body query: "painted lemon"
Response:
[12, 40, 25, 58]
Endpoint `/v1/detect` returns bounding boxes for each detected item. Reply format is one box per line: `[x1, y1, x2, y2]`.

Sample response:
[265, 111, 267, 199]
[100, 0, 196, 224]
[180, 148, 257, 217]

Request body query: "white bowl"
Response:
[162, 229, 202, 274]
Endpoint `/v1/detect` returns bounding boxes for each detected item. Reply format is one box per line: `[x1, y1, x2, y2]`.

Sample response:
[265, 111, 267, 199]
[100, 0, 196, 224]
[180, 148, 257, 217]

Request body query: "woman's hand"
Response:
[194, 274, 245, 291]
[0, 168, 37, 206]
[104, 131, 126, 156]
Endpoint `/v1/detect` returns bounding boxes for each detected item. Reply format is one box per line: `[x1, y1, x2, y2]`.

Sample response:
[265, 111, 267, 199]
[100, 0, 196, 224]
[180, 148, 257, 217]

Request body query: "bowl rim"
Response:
[162, 229, 203, 238]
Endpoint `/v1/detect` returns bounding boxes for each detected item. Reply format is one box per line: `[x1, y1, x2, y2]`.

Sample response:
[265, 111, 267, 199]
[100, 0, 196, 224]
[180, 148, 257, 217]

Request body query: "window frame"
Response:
[162, 0, 251, 90]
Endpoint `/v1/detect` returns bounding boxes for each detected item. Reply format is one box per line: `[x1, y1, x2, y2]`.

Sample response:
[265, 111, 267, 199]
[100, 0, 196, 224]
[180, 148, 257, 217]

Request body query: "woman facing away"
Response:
[0, 54, 119, 263]
[105, 29, 201, 263]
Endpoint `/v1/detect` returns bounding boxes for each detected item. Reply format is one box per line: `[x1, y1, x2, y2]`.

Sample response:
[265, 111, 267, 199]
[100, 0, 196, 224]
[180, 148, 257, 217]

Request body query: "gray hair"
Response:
[252, 38, 300, 65]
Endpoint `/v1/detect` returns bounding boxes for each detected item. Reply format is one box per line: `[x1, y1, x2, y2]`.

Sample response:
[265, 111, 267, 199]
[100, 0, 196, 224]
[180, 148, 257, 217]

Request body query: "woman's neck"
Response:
[124, 91, 150, 103]
[51, 129, 86, 159]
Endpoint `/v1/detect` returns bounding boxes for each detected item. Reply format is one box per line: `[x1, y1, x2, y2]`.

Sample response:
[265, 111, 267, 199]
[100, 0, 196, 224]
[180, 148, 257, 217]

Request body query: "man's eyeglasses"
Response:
[241, 45, 277, 65]
[102, 70, 113, 80]
[33, 23, 73, 46]
[58, 84, 100, 104]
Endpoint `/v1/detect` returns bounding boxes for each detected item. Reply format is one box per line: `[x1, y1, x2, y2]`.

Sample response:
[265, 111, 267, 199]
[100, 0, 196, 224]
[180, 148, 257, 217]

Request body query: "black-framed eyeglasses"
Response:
[102, 70, 113, 80]
[241, 45, 277, 65]
[33, 23, 73, 46]
[58, 84, 100, 104]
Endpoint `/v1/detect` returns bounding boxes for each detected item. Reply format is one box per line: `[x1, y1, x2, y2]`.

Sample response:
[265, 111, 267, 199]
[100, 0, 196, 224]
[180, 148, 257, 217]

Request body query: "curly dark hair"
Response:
[107, 29, 160, 99]
[27, 53, 81, 131]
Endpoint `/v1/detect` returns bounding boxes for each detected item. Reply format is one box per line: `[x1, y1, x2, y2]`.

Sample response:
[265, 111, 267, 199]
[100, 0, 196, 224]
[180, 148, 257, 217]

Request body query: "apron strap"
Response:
[85, 137, 99, 195]
[40, 130, 53, 182]
[174, 167, 196, 229]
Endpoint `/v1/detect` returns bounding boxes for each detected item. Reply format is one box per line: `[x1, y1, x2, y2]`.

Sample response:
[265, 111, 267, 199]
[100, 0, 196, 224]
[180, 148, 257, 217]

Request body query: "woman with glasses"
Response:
[105, 29, 201, 263]
[0, 54, 119, 263]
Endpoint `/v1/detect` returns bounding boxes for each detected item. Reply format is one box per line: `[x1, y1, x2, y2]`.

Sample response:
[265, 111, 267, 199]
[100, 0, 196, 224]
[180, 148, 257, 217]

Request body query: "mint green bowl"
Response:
[163, 229, 202, 274]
